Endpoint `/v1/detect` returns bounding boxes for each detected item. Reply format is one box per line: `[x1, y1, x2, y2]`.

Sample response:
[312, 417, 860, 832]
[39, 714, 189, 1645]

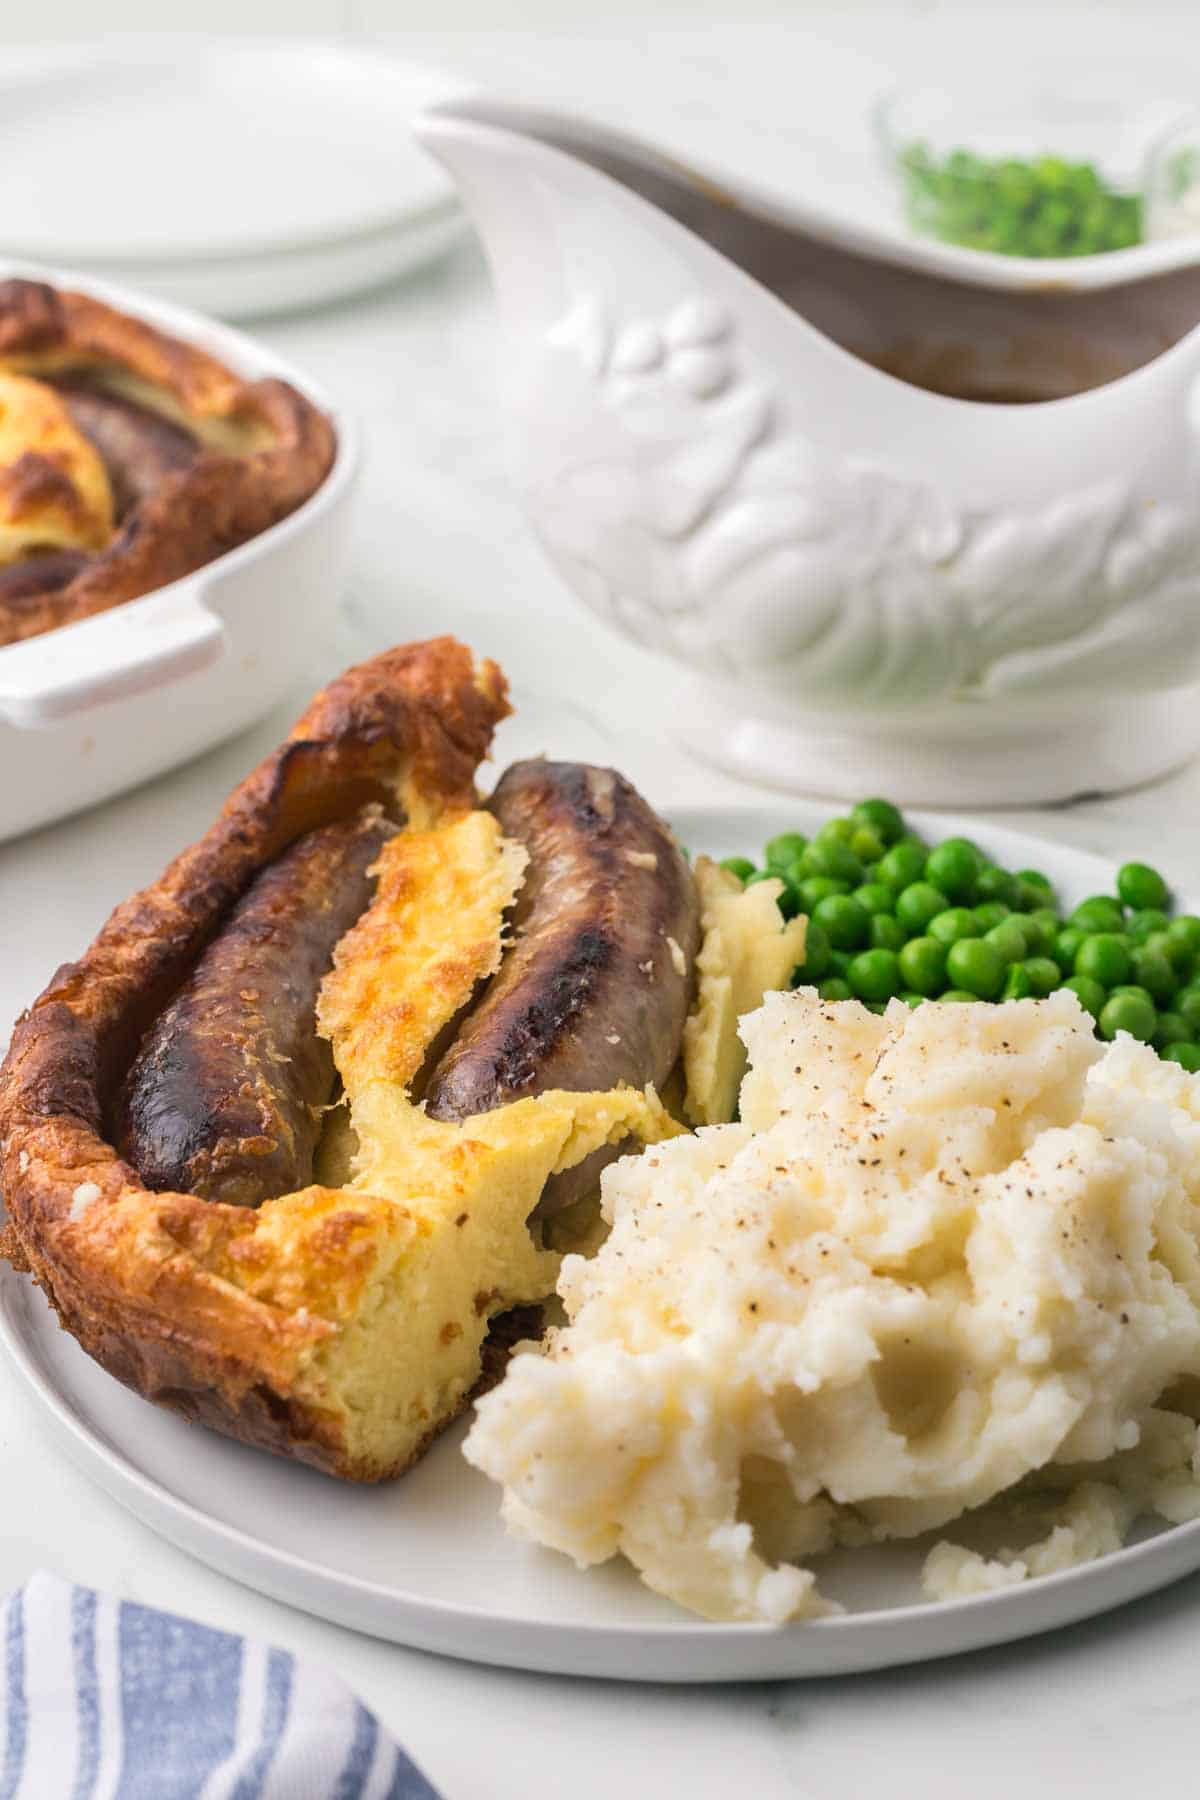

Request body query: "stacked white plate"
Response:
[0, 40, 468, 317]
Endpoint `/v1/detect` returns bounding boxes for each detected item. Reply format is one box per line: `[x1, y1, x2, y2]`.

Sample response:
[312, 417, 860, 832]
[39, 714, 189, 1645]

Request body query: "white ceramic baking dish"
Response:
[0, 261, 357, 843]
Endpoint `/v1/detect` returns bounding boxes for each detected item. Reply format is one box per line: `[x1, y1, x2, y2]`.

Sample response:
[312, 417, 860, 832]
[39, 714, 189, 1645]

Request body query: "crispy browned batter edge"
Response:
[0, 279, 336, 645]
[0, 638, 511, 1479]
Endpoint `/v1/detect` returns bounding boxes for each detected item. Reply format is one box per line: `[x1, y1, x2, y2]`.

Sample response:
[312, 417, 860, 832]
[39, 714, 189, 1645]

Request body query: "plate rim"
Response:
[5, 801, 1200, 1680]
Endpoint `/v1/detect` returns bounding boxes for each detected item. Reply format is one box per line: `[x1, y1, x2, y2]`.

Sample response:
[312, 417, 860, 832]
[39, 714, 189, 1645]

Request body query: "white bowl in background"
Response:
[0, 261, 357, 844]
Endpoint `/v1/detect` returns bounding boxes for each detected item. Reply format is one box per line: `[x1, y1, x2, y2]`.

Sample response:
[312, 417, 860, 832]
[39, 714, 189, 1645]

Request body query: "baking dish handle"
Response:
[0, 586, 228, 728]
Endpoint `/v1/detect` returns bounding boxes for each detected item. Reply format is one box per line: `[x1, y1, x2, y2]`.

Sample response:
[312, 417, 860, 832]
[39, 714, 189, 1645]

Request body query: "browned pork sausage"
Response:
[0, 392, 200, 637]
[424, 760, 699, 1210]
[0, 550, 89, 606]
[55, 382, 200, 519]
[119, 808, 393, 1206]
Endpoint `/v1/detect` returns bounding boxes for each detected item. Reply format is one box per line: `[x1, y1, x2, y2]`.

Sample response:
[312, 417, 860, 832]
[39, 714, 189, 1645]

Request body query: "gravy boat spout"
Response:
[417, 97, 1200, 804]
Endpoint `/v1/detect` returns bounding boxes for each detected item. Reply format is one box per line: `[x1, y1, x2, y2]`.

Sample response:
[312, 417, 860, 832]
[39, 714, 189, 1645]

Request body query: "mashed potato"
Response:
[464, 990, 1200, 1622]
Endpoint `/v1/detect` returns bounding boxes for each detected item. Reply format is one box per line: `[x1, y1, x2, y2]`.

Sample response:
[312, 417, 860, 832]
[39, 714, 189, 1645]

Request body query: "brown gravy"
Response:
[862, 340, 1136, 404]
[868, 367, 1052, 403]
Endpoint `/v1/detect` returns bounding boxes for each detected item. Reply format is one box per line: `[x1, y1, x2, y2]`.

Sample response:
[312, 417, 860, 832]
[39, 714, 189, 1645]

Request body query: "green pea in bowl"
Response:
[874, 79, 1174, 259]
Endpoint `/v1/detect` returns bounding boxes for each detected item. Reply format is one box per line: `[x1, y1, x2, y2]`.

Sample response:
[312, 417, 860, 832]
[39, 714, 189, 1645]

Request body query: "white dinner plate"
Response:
[3, 802, 1200, 1682]
[0, 41, 468, 317]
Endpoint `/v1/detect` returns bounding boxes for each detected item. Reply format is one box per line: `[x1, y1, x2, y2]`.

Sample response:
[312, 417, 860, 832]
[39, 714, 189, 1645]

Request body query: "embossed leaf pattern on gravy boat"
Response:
[417, 99, 1200, 803]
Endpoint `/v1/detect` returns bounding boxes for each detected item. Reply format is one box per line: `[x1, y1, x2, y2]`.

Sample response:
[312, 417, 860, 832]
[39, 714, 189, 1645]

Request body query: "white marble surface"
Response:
[5, 14, 1200, 1798]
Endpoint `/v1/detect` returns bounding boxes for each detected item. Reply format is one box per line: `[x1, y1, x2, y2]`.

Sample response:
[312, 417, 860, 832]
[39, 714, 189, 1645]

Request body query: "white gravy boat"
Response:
[416, 96, 1200, 804]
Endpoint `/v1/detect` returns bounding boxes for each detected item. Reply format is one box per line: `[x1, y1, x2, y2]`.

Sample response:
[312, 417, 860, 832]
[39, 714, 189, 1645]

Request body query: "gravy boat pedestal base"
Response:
[676, 679, 1200, 808]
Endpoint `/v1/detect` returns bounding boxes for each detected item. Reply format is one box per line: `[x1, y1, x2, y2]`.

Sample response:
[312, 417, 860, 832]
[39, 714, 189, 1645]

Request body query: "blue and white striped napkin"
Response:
[0, 1572, 440, 1798]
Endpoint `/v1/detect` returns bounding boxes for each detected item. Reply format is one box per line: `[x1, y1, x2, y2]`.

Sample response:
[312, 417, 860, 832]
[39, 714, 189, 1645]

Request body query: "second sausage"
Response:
[424, 760, 699, 1208]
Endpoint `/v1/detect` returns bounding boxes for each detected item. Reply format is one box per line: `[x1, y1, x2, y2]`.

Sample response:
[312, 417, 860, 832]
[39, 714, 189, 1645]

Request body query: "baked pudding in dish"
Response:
[0, 277, 335, 645]
[0, 637, 803, 1482]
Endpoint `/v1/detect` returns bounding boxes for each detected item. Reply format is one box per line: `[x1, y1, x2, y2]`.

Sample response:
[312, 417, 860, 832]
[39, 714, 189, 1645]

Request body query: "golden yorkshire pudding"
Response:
[0, 638, 804, 1481]
[0, 278, 335, 646]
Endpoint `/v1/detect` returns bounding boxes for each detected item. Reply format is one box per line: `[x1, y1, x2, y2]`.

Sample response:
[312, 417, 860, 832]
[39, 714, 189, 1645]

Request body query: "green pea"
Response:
[896, 882, 950, 934]
[1117, 862, 1169, 911]
[1053, 926, 1085, 972]
[1012, 879, 1051, 913]
[1003, 963, 1032, 999]
[803, 839, 865, 886]
[745, 868, 781, 891]
[1021, 909, 1061, 957]
[1074, 933, 1133, 989]
[813, 894, 870, 951]
[847, 948, 903, 1003]
[1016, 869, 1054, 896]
[720, 857, 756, 883]
[1177, 987, 1200, 1033]
[938, 989, 979, 1003]
[815, 818, 856, 847]
[869, 913, 908, 953]
[877, 841, 927, 892]
[1147, 928, 1193, 977]
[827, 949, 853, 979]
[763, 833, 807, 874]
[929, 907, 981, 946]
[1128, 908, 1170, 945]
[925, 838, 982, 903]
[797, 876, 850, 912]
[898, 991, 926, 1008]
[984, 919, 1030, 966]
[776, 871, 810, 916]
[852, 882, 895, 917]
[1162, 1042, 1200, 1072]
[851, 799, 905, 845]
[974, 865, 1018, 908]
[945, 937, 1005, 1000]
[974, 902, 1011, 933]
[817, 977, 853, 1002]
[1062, 974, 1106, 1018]
[1167, 916, 1200, 962]
[793, 920, 832, 983]
[1131, 945, 1177, 1004]
[1154, 1012, 1193, 1051]
[849, 825, 886, 865]
[1023, 957, 1062, 997]
[898, 935, 948, 996]
[1099, 991, 1156, 1043]
[1069, 896, 1126, 935]
[1110, 984, 1155, 1007]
